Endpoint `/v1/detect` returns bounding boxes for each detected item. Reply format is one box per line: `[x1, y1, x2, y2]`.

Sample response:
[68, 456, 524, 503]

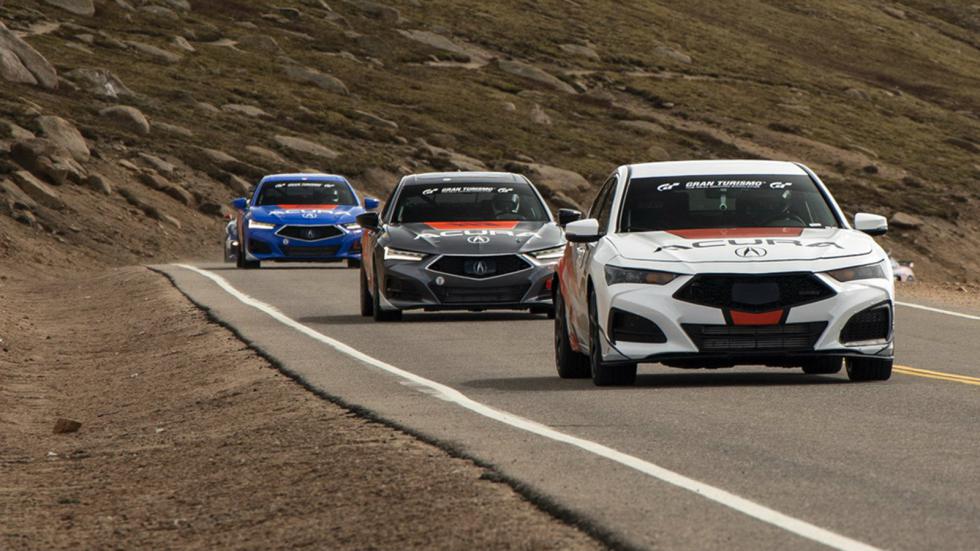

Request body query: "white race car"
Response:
[554, 160, 895, 386]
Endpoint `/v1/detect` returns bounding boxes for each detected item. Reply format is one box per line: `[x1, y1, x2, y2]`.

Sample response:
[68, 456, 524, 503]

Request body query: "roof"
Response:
[627, 160, 808, 179]
[403, 171, 524, 185]
[258, 173, 350, 184]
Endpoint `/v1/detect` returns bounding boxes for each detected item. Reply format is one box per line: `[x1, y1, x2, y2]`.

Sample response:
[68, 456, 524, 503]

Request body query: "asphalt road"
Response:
[159, 263, 980, 551]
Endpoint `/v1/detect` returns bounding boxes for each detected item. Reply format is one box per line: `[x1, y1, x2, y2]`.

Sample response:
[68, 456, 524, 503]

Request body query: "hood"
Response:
[383, 220, 563, 255]
[609, 227, 879, 269]
[250, 204, 362, 224]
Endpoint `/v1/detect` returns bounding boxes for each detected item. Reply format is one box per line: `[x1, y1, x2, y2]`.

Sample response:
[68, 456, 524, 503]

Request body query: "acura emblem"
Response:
[302, 213, 317, 219]
[472, 260, 491, 275]
[467, 235, 490, 244]
[735, 247, 767, 258]
[305, 229, 317, 240]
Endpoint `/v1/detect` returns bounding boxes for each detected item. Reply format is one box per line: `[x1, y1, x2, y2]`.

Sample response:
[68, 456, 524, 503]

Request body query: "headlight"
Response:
[248, 220, 275, 230]
[342, 223, 361, 231]
[825, 261, 886, 282]
[383, 247, 426, 262]
[528, 245, 565, 262]
[604, 266, 679, 286]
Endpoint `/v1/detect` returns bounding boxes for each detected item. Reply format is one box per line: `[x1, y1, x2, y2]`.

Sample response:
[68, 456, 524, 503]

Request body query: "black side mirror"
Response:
[557, 208, 582, 227]
[356, 212, 381, 231]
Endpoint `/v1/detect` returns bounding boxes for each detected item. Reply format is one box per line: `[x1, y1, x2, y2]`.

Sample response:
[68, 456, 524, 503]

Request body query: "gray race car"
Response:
[356, 171, 574, 321]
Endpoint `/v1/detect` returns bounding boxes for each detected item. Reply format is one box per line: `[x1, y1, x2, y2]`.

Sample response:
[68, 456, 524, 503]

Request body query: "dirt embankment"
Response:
[0, 267, 603, 551]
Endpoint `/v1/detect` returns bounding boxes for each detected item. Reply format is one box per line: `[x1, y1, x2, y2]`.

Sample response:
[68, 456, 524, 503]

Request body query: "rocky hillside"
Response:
[1, 0, 978, 281]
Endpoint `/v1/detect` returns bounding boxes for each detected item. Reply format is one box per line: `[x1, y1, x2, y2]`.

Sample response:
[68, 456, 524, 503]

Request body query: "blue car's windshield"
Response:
[255, 181, 356, 206]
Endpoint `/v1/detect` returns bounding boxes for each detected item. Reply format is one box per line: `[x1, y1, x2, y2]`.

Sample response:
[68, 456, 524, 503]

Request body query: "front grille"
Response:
[428, 255, 530, 279]
[431, 284, 529, 304]
[683, 322, 827, 353]
[277, 225, 343, 241]
[840, 304, 891, 344]
[674, 273, 834, 313]
[610, 309, 667, 343]
[281, 245, 339, 258]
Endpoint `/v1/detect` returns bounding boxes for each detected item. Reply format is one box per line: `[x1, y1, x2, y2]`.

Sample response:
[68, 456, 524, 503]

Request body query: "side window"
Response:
[595, 176, 618, 234]
[588, 176, 614, 220]
[380, 186, 399, 222]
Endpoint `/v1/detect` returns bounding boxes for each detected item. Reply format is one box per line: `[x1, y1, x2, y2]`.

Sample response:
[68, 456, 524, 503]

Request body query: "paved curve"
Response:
[159, 263, 980, 551]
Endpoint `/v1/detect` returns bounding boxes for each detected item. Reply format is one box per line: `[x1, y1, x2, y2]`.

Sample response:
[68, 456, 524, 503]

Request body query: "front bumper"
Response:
[244, 227, 362, 262]
[378, 255, 556, 311]
[596, 273, 894, 367]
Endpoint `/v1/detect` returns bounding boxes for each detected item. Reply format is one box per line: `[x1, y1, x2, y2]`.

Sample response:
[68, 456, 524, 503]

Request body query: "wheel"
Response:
[846, 357, 893, 381]
[588, 291, 637, 386]
[802, 357, 842, 374]
[359, 267, 374, 317]
[372, 267, 402, 322]
[237, 241, 260, 269]
[347, 258, 361, 269]
[554, 290, 589, 379]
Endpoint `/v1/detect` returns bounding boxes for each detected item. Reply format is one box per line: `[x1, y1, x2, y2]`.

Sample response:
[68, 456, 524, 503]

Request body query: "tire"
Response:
[347, 258, 361, 269]
[554, 290, 590, 379]
[359, 267, 374, 317]
[802, 357, 842, 374]
[237, 241, 260, 269]
[372, 267, 402, 322]
[588, 291, 637, 386]
[846, 357, 893, 381]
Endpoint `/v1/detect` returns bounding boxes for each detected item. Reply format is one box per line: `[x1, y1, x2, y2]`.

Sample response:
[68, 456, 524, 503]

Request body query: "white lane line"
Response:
[175, 264, 880, 551]
[896, 301, 980, 321]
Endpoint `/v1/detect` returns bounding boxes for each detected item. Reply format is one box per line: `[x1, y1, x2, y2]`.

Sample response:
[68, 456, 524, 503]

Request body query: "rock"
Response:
[155, 122, 194, 137]
[35, 116, 89, 162]
[503, 162, 590, 196]
[352, 110, 398, 129]
[10, 170, 65, 209]
[13, 209, 36, 226]
[283, 65, 349, 95]
[412, 139, 486, 171]
[0, 178, 38, 210]
[645, 145, 671, 162]
[44, 0, 95, 16]
[198, 202, 224, 216]
[497, 60, 577, 94]
[195, 102, 221, 113]
[140, 5, 180, 20]
[620, 120, 667, 134]
[223, 173, 253, 195]
[63, 67, 134, 98]
[0, 22, 59, 89]
[53, 418, 82, 434]
[946, 137, 979, 154]
[85, 172, 113, 195]
[139, 170, 193, 205]
[0, 120, 35, 140]
[655, 46, 692, 64]
[10, 139, 75, 184]
[345, 0, 400, 22]
[137, 153, 175, 177]
[274, 135, 339, 159]
[275, 6, 303, 19]
[237, 34, 282, 53]
[890, 212, 923, 229]
[882, 6, 906, 19]
[862, 164, 879, 174]
[172, 36, 195, 52]
[844, 87, 870, 101]
[200, 148, 241, 166]
[222, 103, 272, 118]
[99, 105, 150, 134]
[127, 41, 183, 63]
[529, 104, 552, 126]
[244, 145, 286, 164]
[501, 101, 517, 112]
[559, 43, 600, 61]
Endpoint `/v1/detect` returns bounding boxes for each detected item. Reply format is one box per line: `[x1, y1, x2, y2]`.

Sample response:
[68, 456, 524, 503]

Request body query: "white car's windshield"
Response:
[619, 174, 839, 232]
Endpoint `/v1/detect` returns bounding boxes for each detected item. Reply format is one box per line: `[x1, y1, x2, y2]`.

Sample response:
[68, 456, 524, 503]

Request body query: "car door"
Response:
[567, 174, 617, 340]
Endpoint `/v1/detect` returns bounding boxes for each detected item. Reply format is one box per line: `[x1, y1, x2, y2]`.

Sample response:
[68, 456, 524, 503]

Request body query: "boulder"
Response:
[85, 172, 113, 195]
[890, 212, 923, 230]
[222, 173, 253, 195]
[655, 46, 692, 64]
[222, 103, 272, 118]
[0, 178, 38, 210]
[344, 0, 400, 22]
[237, 34, 282, 53]
[559, 43, 600, 61]
[352, 110, 398, 129]
[99, 105, 150, 134]
[529, 104, 552, 126]
[0, 22, 59, 89]
[0, 120, 35, 140]
[137, 153, 176, 177]
[43, 0, 95, 16]
[283, 65, 349, 95]
[10, 170, 65, 209]
[35, 116, 89, 161]
[139, 170, 193, 205]
[63, 67, 134, 98]
[127, 41, 183, 63]
[11, 139, 87, 186]
[244, 145, 286, 164]
[274, 135, 339, 160]
[155, 122, 194, 137]
[503, 162, 590, 196]
[413, 140, 486, 172]
[172, 36, 195, 52]
[497, 60, 577, 94]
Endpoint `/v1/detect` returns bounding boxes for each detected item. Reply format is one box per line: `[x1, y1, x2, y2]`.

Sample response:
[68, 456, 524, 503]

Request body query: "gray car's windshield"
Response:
[255, 181, 356, 206]
[393, 182, 549, 223]
[619, 174, 839, 232]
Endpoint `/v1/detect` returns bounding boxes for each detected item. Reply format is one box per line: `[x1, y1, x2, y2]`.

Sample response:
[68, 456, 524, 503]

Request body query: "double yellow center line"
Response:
[894, 365, 980, 387]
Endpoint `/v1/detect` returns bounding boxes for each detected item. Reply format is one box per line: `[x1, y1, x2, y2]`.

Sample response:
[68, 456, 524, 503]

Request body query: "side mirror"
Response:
[565, 218, 601, 243]
[557, 208, 582, 227]
[356, 212, 381, 231]
[364, 197, 380, 210]
[231, 197, 248, 211]
[854, 213, 887, 236]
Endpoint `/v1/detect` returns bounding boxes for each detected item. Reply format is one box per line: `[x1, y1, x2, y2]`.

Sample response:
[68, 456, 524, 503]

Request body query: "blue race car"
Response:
[230, 173, 379, 269]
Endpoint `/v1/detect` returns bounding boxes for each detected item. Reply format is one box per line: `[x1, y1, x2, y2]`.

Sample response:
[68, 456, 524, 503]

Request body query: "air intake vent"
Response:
[840, 303, 891, 344]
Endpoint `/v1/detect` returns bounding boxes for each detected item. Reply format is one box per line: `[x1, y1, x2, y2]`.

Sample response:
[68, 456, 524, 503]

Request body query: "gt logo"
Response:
[422, 188, 438, 195]
[735, 247, 767, 258]
[657, 183, 681, 191]
[467, 235, 491, 244]
[770, 182, 793, 189]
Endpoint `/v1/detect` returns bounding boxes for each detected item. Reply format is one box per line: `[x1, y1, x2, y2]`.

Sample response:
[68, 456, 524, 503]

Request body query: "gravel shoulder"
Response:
[0, 267, 603, 551]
